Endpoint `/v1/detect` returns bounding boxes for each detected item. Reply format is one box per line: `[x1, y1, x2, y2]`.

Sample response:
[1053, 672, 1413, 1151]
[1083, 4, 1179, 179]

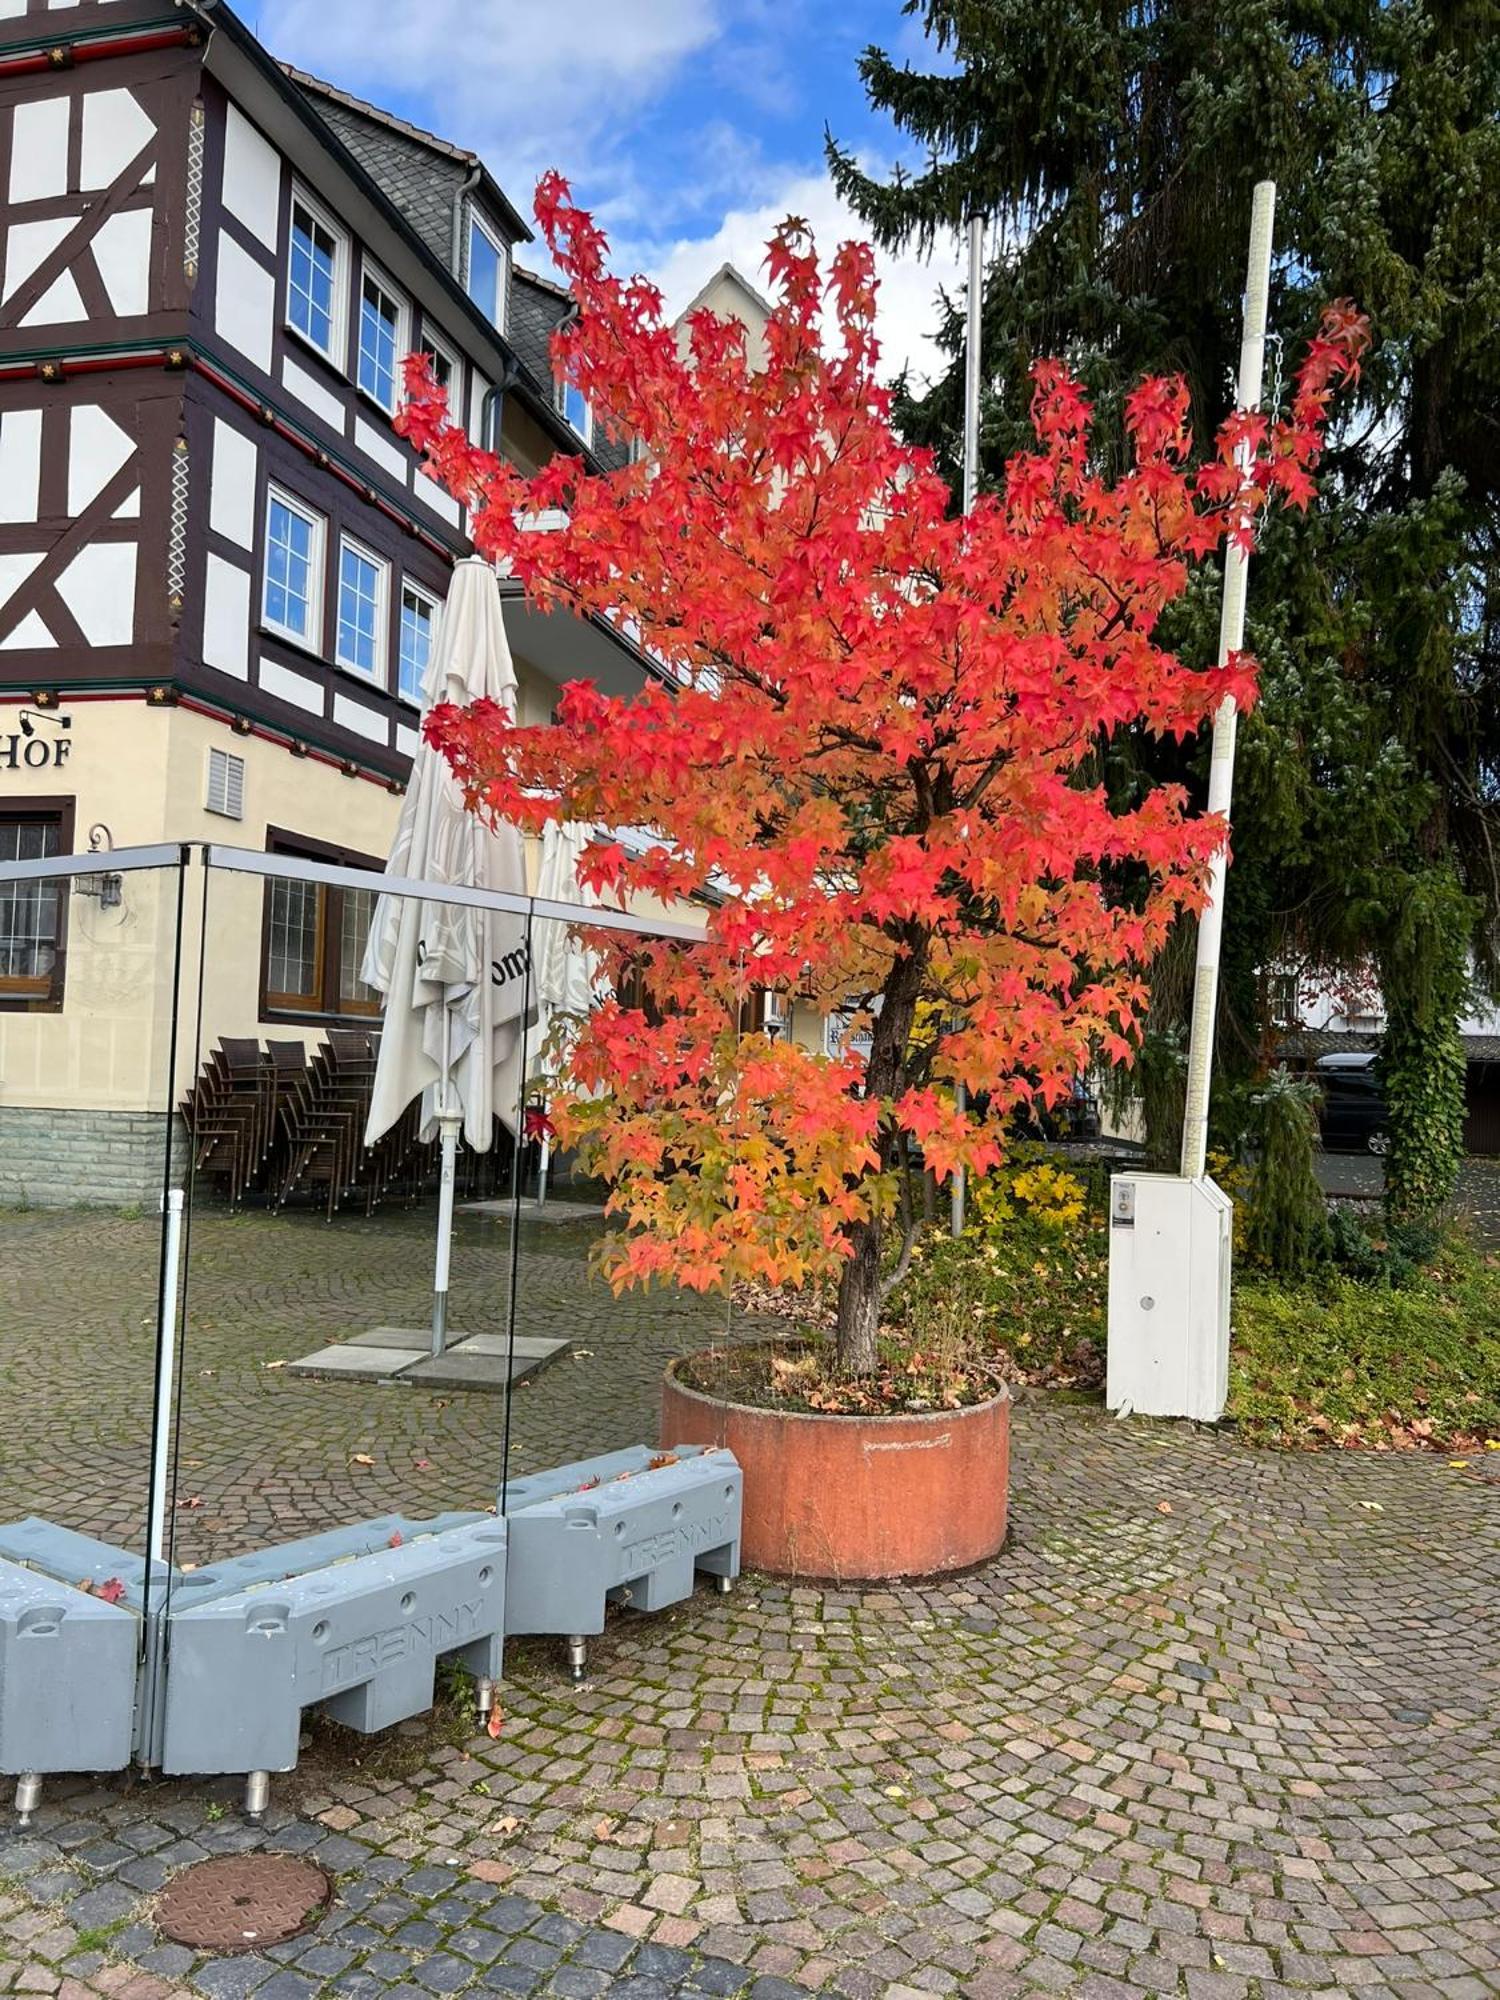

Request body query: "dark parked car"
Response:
[1315, 1052, 1390, 1155]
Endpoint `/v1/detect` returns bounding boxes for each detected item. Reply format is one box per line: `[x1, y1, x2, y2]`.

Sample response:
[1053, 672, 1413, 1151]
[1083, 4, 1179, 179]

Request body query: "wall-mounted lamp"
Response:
[18, 705, 68, 736]
[74, 823, 122, 910]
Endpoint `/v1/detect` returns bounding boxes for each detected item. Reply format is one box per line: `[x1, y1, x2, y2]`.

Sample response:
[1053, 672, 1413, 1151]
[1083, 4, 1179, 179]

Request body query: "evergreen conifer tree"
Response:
[831, 1, 1500, 1218]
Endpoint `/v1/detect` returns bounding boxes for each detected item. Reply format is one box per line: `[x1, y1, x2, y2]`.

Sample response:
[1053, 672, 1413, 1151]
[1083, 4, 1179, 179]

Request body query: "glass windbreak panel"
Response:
[168, 860, 536, 1593]
[0, 854, 182, 1599]
[511, 901, 751, 1490]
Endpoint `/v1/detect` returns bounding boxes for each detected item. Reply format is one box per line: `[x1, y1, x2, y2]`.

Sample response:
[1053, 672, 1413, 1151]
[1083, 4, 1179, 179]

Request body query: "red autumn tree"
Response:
[401, 175, 1364, 1377]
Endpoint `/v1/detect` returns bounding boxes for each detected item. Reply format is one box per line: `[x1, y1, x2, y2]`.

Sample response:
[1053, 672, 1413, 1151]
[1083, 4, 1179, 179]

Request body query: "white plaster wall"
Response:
[9, 97, 68, 204]
[215, 233, 276, 373]
[203, 553, 252, 680]
[0, 409, 42, 523]
[209, 418, 258, 549]
[68, 405, 135, 518]
[54, 541, 135, 645]
[79, 87, 155, 192]
[283, 355, 345, 433]
[221, 103, 282, 251]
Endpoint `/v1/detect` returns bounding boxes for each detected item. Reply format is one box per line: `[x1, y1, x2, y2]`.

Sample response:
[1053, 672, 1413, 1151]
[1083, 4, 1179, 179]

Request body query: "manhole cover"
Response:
[156, 1853, 333, 1953]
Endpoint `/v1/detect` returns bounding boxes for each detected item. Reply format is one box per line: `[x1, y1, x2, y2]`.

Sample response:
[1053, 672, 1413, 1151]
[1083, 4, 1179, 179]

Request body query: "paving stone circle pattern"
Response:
[1, 1205, 1498, 1996]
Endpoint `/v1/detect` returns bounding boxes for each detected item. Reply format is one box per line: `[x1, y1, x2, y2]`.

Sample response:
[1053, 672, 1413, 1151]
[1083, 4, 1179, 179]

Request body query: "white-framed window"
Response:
[336, 537, 389, 681]
[417, 326, 459, 412]
[263, 487, 325, 646]
[398, 580, 440, 706]
[467, 211, 508, 332]
[555, 370, 592, 445]
[287, 185, 348, 364]
[357, 260, 408, 413]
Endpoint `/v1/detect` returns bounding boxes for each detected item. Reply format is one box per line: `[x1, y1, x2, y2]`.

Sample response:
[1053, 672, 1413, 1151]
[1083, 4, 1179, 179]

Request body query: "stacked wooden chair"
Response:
[181, 1031, 434, 1216]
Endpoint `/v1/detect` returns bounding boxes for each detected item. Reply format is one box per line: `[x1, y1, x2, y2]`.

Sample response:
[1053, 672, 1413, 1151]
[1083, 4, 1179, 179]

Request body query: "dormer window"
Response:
[555, 371, 592, 446]
[467, 212, 508, 333]
[287, 186, 347, 363]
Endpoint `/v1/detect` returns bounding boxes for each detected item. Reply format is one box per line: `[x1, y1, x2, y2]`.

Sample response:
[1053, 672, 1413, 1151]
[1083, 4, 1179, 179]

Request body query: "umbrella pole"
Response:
[537, 1129, 550, 1208]
[432, 1004, 461, 1358]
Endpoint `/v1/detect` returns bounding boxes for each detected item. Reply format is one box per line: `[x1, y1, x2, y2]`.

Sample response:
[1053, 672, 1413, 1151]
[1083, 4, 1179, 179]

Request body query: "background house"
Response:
[0, 0, 655, 1202]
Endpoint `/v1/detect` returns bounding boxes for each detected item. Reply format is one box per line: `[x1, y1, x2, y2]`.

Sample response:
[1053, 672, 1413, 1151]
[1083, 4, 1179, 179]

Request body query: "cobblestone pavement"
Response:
[2, 1400, 1497, 1999]
[0, 1205, 747, 1565]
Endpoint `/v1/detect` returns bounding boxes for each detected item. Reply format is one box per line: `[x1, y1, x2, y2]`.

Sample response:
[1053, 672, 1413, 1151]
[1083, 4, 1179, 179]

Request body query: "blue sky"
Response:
[255, 0, 964, 385]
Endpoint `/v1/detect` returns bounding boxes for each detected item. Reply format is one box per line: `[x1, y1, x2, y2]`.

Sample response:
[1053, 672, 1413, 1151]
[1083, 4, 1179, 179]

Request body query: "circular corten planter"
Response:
[662, 1357, 1010, 1581]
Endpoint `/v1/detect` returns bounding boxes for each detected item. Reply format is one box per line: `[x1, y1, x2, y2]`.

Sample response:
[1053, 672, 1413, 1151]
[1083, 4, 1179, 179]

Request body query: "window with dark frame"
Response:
[0, 804, 71, 1012]
[261, 833, 381, 1022]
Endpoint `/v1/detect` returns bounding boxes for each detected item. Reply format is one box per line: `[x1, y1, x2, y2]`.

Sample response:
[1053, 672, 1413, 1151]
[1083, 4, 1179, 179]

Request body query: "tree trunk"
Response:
[835, 1214, 882, 1377]
[833, 934, 928, 1376]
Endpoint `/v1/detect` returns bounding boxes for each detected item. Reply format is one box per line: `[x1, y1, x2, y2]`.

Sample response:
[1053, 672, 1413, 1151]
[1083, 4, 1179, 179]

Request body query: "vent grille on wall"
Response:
[206, 747, 245, 820]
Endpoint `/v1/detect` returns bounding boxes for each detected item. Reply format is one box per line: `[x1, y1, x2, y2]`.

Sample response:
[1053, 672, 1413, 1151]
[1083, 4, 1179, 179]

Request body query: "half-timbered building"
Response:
[0, 0, 650, 1199]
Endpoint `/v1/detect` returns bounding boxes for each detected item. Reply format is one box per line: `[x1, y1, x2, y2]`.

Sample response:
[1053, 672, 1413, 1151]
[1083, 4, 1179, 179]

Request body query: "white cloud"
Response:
[258, 0, 722, 191]
[627, 171, 967, 392]
[258, 0, 966, 389]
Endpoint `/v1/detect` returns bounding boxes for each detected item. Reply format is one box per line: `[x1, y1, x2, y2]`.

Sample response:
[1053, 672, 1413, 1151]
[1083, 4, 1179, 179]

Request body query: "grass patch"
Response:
[1230, 1234, 1500, 1450]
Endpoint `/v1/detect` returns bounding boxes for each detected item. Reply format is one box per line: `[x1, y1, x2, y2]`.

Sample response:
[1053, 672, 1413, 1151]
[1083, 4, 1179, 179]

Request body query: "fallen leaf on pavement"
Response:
[351, 1454, 375, 1468]
[486, 1704, 504, 1739]
[1156, 1501, 1173, 1515]
[489, 1815, 522, 1837]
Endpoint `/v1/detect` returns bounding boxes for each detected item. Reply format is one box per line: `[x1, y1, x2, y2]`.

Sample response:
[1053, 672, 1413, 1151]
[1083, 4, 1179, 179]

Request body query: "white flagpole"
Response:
[1179, 180, 1277, 1182]
[952, 208, 985, 1239]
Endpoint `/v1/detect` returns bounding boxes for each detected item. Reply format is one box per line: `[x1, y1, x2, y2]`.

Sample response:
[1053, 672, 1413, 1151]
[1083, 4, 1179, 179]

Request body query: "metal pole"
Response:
[432, 1003, 461, 1357]
[1180, 180, 1277, 1182]
[952, 210, 985, 1238]
[147, 1188, 185, 1565]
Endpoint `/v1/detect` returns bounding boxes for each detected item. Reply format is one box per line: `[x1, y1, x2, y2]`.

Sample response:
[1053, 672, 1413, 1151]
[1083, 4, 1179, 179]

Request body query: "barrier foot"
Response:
[14, 1772, 40, 1829]
[243, 1770, 270, 1822]
[566, 1634, 587, 1684]
[476, 1676, 496, 1730]
[717, 1575, 733, 1595]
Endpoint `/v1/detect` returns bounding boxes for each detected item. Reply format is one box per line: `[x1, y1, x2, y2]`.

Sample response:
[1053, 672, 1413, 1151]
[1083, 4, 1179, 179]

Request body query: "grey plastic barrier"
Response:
[160, 1516, 509, 1779]
[0, 1517, 169, 1608]
[503, 1445, 741, 1677]
[0, 1556, 138, 1784]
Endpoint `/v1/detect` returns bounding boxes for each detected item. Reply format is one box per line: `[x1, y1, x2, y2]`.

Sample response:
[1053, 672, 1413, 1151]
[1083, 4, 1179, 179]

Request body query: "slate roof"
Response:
[283, 67, 531, 270]
[510, 266, 570, 388]
[511, 266, 633, 473]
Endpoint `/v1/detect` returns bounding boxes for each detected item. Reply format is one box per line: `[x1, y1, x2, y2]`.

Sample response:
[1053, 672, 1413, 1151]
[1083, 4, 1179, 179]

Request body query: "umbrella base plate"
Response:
[285, 1330, 572, 1391]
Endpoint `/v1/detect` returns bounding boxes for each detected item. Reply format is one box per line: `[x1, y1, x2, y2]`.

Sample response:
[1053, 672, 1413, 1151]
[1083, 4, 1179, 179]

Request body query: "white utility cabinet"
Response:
[1106, 1173, 1232, 1422]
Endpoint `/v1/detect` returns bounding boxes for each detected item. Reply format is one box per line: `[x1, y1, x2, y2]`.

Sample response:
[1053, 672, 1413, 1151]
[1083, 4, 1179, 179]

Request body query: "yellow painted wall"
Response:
[1, 680, 713, 1117]
[0, 702, 178, 1114]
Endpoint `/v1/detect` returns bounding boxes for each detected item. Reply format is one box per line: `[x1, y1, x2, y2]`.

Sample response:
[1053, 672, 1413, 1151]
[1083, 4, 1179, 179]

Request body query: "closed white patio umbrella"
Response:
[532, 818, 604, 1206]
[362, 556, 533, 1355]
